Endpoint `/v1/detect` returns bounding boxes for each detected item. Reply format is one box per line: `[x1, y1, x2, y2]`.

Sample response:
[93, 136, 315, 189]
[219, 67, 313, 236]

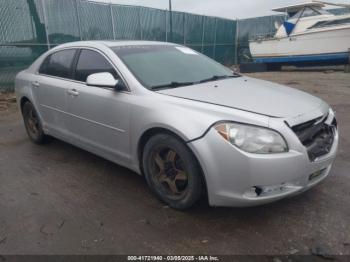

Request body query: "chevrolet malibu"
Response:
[15, 41, 338, 209]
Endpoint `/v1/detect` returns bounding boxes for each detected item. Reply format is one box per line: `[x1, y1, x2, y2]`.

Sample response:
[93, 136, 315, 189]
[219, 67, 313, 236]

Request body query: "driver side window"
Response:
[74, 49, 119, 82]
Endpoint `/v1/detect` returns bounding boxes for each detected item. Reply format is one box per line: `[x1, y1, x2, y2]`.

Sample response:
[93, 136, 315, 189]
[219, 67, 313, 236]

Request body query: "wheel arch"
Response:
[19, 96, 45, 128]
[137, 127, 185, 171]
[20, 96, 31, 113]
[137, 127, 209, 198]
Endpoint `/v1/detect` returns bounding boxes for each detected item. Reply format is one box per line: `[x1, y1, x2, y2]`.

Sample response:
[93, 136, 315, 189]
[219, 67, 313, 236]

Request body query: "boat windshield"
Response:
[289, 7, 330, 19]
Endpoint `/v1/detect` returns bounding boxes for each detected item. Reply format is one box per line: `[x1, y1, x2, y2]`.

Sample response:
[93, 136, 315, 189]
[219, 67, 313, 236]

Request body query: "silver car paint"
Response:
[157, 76, 327, 118]
[15, 41, 338, 207]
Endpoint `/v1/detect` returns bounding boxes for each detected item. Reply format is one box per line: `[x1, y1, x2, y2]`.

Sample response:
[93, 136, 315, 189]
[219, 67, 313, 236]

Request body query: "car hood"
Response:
[156, 76, 326, 118]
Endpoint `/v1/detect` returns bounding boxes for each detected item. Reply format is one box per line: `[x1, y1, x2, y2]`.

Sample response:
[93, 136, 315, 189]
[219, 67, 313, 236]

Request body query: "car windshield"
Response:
[112, 45, 239, 90]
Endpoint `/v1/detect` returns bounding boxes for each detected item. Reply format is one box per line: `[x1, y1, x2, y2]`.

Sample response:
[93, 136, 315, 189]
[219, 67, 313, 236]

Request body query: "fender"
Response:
[128, 93, 270, 170]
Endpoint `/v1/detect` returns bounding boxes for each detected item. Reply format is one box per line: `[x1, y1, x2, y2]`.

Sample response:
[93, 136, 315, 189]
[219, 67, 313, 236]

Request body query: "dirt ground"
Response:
[0, 71, 349, 256]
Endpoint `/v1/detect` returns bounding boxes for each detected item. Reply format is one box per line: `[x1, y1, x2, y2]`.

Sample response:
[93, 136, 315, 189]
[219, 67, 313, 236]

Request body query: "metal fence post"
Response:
[183, 13, 186, 45]
[139, 7, 143, 40]
[169, 1, 173, 42]
[41, 0, 50, 49]
[201, 16, 205, 53]
[213, 18, 217, 59]
[110, 3, 116, 40]
[235, 19, 239, 66]
[165, 10, 168, 42]
[74, 0, 83, 40]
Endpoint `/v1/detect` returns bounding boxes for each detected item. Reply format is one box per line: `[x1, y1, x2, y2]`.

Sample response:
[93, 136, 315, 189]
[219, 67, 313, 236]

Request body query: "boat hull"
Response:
[249, 26, 350, 66]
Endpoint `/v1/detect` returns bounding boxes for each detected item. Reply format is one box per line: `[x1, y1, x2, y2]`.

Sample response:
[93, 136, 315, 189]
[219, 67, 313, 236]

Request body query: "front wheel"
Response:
[142, 134, 204, 210]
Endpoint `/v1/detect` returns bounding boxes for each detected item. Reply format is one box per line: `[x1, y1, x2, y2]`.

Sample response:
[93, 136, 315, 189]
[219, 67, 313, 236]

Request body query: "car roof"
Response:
[53, 40, 176, 50]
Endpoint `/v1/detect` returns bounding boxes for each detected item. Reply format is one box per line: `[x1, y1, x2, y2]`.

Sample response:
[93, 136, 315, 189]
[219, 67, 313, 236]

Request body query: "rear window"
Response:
[39, 49, 76, 79]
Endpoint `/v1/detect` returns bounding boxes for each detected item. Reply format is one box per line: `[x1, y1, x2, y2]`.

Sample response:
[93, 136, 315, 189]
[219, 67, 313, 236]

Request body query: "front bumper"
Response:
[188, 124, 339, 207]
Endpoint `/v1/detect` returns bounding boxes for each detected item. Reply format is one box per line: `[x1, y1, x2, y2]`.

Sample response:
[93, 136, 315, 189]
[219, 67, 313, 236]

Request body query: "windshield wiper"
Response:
[150, 74, 241, 90]
[150, 81, 196, 90]
[199, 74, 240, 84]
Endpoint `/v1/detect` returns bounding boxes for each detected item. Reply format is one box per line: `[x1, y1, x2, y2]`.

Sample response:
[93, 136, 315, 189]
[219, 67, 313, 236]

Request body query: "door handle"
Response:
[67, 89, 79, 96]
[32, 81, 40, 88]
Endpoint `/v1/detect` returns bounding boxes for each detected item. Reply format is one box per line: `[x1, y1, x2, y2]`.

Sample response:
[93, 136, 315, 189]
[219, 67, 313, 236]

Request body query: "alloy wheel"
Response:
[151, 147, 189, 199]
[25, 106, 40, 138]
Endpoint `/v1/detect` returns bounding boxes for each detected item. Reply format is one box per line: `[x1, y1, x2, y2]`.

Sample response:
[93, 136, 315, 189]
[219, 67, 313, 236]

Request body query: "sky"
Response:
[95, 0, 349, 19]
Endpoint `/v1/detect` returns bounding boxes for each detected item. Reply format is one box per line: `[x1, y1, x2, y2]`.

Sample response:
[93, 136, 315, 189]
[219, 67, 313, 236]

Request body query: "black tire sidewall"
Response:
[22, 102, 46, 144]
[143, 134, 203, 210]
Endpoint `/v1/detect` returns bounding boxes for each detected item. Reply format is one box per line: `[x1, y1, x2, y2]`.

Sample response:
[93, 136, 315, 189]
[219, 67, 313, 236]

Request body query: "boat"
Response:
[249, 1, 350, 68]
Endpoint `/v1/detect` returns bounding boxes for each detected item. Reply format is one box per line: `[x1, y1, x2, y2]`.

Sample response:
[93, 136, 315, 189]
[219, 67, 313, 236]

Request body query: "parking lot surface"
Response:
[0, 71, 349, 255]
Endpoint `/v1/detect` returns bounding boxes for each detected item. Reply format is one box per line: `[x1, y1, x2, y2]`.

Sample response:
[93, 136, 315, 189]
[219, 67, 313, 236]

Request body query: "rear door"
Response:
[65, 48, 131, 164]
[35, 49, 77, 135]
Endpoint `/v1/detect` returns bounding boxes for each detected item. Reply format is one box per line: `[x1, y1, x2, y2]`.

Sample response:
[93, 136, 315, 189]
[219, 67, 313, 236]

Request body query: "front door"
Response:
[65, 49, 131, 164]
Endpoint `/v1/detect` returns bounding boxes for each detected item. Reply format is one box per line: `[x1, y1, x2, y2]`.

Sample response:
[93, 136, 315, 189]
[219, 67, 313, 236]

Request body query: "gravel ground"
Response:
[0, 71, 349, 256]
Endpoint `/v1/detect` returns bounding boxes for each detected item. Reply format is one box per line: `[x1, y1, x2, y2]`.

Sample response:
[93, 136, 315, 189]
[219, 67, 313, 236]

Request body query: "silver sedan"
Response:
[15, 41, 338, 209]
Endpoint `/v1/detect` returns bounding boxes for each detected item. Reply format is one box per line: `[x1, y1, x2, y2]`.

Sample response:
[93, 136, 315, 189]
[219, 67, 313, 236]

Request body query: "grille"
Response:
[291, 115, 337, 161]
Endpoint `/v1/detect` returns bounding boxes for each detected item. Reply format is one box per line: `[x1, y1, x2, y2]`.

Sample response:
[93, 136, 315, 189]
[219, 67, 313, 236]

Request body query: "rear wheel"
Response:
[22, 101, 50, 144]
[142, 134, 203, 210]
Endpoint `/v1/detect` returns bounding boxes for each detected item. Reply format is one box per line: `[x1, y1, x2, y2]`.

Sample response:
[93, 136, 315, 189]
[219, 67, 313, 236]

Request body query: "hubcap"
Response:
[151, 147, 188, 198]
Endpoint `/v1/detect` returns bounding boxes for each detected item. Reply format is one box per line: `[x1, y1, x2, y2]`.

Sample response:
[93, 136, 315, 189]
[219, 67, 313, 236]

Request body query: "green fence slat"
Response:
[185, 13, 203, 45]
[167, 11, 185, 44]
[140, 8, 166, 41]
[0, 0, 46, 45]
[112, 5, 141, 40]
[43, 0, 81, 44]
[0, 45, 48, 92]
[79, 1, 113, 40]
[203, 16, 216, 45]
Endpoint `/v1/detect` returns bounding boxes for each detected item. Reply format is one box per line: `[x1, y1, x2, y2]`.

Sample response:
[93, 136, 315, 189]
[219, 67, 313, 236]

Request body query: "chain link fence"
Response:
[0, 0, 237, 91]
[1, 0, 349, 92]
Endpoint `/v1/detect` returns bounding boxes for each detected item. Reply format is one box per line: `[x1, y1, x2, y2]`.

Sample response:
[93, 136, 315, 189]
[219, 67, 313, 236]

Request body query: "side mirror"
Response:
[86, 72, 118, 88]
[115, 79, 127, 91]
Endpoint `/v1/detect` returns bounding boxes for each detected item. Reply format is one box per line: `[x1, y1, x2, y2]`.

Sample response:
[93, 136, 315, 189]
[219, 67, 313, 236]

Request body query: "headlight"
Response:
[214, 122, 288, 154]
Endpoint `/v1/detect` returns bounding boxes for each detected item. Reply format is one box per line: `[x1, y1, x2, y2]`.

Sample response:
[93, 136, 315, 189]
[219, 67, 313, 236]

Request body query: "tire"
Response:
[22, 101, 50, 144]
[142, 133, 203, 210]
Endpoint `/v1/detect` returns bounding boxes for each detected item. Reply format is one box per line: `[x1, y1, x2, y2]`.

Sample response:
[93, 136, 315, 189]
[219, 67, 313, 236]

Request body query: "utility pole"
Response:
[169, 0, 173, 42]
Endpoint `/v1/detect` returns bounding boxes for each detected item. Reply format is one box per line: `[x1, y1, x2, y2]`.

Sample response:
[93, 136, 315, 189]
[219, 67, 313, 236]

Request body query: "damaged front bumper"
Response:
[188, 110, 339, 207]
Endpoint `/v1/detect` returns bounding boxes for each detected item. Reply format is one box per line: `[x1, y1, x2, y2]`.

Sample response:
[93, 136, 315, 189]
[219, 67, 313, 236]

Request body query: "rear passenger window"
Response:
[39, 49, 76, 79]
[75, 49, 119, 82]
